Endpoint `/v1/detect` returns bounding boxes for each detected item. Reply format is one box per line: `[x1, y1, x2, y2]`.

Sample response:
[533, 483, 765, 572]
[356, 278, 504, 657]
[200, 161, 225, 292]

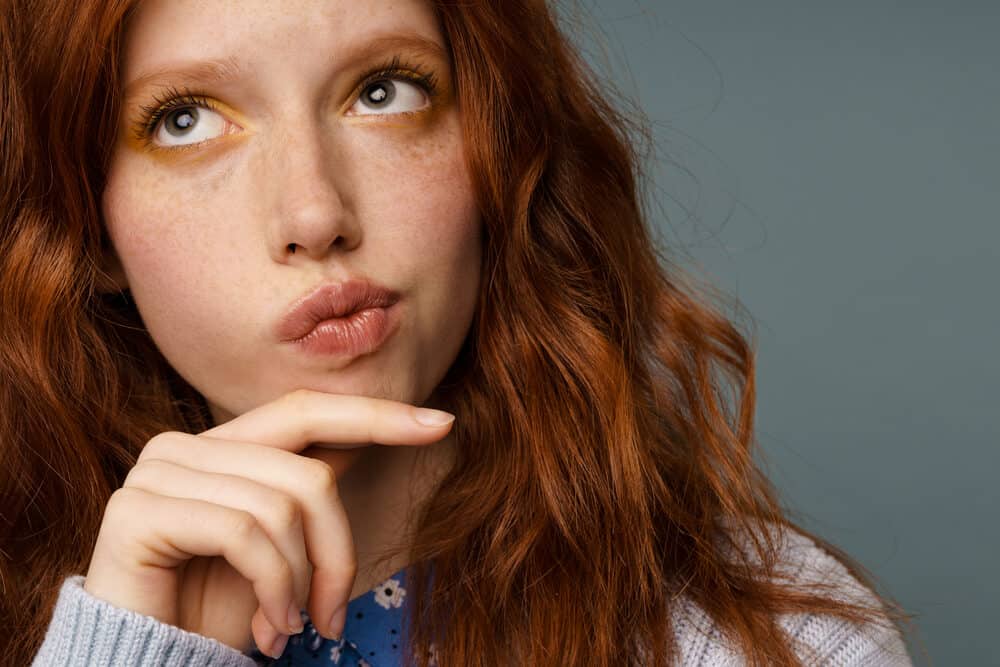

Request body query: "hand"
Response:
[82, 389, 455, 658]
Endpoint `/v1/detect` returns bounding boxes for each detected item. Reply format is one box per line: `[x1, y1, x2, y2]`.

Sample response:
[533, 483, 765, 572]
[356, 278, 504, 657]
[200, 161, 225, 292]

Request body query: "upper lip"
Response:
[276, 278, 400, 342]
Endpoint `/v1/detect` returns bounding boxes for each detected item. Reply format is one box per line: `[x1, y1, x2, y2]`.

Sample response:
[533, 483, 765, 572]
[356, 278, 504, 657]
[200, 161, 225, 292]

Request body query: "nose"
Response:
[263, 115, 360, 263]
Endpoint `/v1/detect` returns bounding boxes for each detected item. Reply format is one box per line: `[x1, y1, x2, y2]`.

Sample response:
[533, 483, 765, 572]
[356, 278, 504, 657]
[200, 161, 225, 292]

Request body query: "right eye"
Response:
[152, 104, 233, 148]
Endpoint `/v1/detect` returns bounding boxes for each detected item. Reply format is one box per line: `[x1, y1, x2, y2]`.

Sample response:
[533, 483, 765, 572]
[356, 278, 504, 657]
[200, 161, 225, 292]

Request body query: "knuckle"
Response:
[283, 388, 313, 410]
[274, 554, 295, 585]
[267, 494, 301, 529]
[121, 466, 142, 489]
[279, 390, 315, 432]
[105, 487, 131, 514]
[104, 487, 144, 525]
[330, 557, 358, 582]
[302, 458, 337, 495]
[139, 431, 179, 462]
[227, 509, 260, 540]
[123, 458, 167, 488]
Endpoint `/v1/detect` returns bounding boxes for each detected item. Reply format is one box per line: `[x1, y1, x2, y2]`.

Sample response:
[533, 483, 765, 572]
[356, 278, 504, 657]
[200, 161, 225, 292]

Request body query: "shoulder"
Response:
[669, 524, 913, 666]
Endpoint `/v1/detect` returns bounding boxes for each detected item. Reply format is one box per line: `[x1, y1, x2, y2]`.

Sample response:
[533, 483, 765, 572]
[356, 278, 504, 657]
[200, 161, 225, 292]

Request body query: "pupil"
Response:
[366, 81, 395, 107]
[166, 107, 198, 136]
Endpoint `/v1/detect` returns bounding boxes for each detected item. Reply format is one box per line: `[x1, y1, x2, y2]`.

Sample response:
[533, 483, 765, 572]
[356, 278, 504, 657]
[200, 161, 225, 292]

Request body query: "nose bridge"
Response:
[263, 110, 353, 258]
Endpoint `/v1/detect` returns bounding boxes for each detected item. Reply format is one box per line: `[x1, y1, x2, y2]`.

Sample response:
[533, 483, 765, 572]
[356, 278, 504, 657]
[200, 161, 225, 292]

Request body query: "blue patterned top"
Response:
[250, 566, 435, 667]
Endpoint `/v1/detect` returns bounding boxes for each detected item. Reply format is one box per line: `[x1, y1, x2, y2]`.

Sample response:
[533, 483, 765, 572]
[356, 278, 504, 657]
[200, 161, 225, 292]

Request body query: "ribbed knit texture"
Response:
[30, 575, 258, 667]
[30, 528, 913, 666]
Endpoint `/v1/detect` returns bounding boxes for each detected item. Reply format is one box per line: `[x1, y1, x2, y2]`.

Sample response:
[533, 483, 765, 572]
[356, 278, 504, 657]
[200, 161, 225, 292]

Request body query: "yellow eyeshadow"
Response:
[122, 78, 453, 162]
[121, 96, 249, 155]
[131, 131, 250, 167]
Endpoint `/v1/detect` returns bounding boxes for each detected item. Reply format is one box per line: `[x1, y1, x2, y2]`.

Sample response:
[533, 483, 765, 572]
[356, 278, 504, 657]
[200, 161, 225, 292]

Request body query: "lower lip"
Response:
[290, 303, 399, 358]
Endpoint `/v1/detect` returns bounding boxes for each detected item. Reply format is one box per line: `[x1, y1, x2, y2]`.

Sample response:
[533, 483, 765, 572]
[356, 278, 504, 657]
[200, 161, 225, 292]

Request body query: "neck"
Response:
[334, 431, 457, 601]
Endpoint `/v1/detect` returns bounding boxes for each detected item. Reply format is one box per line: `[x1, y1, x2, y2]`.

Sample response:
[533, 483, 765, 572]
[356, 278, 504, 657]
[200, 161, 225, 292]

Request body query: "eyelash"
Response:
[129, 54, 442, 149]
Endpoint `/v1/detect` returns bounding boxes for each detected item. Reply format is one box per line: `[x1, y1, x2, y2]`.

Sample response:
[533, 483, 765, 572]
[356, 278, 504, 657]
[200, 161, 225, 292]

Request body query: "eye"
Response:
[348, 78, 431, 117]
[153, 105, 231, 147]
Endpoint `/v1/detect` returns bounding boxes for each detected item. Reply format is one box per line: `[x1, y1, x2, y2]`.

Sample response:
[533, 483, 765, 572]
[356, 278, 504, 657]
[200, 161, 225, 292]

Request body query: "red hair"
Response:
[1, 1, 922, 666]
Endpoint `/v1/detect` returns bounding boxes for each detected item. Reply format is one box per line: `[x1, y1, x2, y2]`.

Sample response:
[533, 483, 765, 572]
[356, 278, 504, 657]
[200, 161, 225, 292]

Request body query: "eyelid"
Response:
[129, 88, 229, 146]
[347, 55, 440, 111]
[130, 54, 442, 152]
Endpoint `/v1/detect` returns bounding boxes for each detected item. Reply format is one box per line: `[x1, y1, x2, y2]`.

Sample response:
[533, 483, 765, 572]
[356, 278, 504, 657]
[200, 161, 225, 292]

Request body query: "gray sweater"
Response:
[30, 528, 914, 666]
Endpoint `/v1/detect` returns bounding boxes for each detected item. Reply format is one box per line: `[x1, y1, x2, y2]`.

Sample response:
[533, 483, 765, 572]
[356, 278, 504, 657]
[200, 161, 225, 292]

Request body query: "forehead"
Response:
[122, 0, 442, 77]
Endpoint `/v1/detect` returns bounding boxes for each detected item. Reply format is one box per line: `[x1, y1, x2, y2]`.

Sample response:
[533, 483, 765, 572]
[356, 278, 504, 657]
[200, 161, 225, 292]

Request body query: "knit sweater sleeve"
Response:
[31, 575, 262, 667]
[772, 533, 914, 666]
[673, 526, 914, 666]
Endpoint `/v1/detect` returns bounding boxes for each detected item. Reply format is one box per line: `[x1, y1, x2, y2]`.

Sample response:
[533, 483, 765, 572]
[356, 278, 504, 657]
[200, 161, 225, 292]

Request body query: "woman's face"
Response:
[102, 0, 481, 423]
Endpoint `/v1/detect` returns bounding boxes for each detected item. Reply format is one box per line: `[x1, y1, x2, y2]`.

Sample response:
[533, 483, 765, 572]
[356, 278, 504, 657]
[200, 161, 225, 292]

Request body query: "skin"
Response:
[100, 0, 480, 612]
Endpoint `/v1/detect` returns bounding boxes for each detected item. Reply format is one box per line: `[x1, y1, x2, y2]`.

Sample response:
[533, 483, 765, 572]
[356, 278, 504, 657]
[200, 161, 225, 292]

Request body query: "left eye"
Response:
[348, 78, 430, 116]
[153, 106, 230, 147]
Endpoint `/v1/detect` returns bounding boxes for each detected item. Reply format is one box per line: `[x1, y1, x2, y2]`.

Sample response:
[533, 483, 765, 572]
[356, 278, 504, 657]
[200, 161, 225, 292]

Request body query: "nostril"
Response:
[287, 243, 297, 254]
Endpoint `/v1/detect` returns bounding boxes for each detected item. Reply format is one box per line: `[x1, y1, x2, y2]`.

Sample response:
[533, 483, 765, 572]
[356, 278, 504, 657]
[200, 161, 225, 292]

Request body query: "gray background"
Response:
[560, 1, 998, 664]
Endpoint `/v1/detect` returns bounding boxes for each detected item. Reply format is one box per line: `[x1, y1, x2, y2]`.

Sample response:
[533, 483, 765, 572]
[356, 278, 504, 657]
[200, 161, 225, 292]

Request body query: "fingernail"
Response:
[327, 603, 347, 640]
[287, 602, 304, 634]
[413, 408, 455, 426]
[270, 633, 289, 659]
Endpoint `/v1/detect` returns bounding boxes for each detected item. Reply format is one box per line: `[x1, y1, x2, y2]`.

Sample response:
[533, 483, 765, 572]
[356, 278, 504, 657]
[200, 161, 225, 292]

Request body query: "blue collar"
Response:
[252, 565, 414, 667]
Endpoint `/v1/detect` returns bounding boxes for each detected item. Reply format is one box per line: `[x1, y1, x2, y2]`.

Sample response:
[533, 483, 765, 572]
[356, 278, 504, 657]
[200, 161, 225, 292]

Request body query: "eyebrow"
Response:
[123, 33, 448, 101]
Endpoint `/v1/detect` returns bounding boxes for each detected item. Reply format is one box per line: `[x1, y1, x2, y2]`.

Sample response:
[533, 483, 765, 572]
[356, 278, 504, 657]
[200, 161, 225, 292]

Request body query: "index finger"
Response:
[200, 389, 456, 454]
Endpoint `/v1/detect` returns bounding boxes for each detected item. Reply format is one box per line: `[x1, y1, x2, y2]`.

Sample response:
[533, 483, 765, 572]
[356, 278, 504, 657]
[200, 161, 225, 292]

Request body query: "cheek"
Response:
[102, 166, 179, 287]
[100, 157, 249, 343]
[102, 155, 242, 279]
[349, 119, 481, 269]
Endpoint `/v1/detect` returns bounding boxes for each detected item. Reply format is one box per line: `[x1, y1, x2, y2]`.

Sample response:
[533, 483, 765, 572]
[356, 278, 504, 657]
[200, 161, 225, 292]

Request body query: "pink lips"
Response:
[277, 279, 401, 358]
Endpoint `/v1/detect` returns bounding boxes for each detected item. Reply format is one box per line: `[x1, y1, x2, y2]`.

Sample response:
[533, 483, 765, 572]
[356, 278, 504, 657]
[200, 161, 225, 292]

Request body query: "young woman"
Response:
[1, 0, 919, 665]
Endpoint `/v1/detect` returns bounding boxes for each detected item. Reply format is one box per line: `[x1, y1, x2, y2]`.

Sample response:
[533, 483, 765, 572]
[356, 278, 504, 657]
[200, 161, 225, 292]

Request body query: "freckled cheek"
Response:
[102, 161, 239, 287]
[102, 170, 252, 360]
[348, 129, 480, 257]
